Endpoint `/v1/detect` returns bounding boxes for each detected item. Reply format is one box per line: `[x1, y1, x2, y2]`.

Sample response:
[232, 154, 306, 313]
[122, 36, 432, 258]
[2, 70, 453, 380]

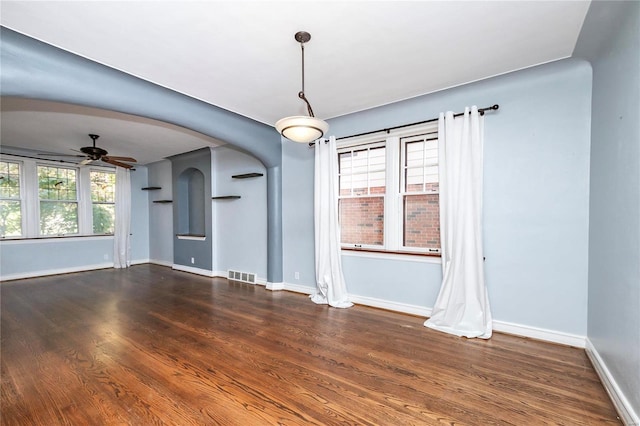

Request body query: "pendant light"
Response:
[275, 31, 329, 143]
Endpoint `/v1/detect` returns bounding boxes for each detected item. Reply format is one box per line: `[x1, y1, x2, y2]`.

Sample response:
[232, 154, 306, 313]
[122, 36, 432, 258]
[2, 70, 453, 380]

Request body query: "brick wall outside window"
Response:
[339, 196, 384, 245]
[404, 193, 440, 248]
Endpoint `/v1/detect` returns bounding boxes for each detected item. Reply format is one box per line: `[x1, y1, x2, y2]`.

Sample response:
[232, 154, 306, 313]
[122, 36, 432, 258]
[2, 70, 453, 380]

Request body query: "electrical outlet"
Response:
[294, 272, 300, 280]
[191, 257, 195, 264]
[103, 254, 108, 260]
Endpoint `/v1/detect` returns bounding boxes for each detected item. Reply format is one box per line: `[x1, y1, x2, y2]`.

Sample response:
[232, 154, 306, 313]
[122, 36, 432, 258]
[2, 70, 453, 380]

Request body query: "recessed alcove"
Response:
[176, 167, 205, 237]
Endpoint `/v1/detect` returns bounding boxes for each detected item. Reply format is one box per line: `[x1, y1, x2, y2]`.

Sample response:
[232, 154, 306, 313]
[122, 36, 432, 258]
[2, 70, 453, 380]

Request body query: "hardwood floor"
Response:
[1, 264, 620, 425]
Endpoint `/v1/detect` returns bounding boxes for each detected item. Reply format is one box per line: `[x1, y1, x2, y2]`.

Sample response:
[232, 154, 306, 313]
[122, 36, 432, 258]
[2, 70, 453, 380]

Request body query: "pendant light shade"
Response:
[277, 31, 329, 143]
[275, 115, 329, 143]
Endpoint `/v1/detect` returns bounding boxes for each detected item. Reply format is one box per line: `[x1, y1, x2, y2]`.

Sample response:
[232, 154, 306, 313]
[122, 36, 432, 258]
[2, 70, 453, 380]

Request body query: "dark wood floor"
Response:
[1, 264, 620, 425]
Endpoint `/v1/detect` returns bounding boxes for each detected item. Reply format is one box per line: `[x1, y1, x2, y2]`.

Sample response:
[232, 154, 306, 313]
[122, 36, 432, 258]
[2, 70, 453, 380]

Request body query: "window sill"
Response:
[341, 247, 441, 263]
[0, 234, 114, 244]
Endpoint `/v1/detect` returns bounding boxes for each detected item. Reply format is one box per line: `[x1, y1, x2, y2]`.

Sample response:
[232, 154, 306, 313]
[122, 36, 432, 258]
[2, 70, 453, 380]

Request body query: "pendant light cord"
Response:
[298, 39, 316, 117]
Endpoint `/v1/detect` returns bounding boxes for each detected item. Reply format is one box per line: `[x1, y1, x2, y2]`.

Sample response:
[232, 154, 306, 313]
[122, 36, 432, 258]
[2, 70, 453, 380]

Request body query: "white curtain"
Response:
[424, 106, 492, 339]
[311, 136, 353, 308]
[113, 167, 131, 269]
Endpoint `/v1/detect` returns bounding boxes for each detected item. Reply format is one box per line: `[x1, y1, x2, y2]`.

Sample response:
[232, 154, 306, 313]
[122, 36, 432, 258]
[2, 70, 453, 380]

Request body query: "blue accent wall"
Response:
[170, 148, 213, 271]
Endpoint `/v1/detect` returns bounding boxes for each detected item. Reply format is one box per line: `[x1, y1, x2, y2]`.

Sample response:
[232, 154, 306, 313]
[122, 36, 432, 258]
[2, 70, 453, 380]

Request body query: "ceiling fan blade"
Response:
[103, 155, 137, 163]
[102, 158, 134, 169]
[79, 158, 94, 165]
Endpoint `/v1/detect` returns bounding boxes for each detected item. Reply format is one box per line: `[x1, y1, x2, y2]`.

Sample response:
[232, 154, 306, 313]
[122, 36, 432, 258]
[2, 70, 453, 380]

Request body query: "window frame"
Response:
[337, 121, 441, 256]
[337, 140, 387, 250]
[399, 130, 441, 254]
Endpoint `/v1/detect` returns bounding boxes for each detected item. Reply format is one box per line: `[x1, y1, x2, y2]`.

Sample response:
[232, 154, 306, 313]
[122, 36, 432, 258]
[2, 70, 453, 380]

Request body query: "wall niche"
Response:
[177, 167, 205, 237]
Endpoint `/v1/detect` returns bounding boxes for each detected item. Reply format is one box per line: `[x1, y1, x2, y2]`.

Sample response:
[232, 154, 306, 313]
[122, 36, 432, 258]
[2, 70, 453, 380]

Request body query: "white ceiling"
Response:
[0, 1, 591, 164]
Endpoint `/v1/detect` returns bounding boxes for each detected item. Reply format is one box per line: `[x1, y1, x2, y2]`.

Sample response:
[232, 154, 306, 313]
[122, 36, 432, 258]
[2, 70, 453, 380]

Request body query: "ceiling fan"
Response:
[42, 134, 137, 169]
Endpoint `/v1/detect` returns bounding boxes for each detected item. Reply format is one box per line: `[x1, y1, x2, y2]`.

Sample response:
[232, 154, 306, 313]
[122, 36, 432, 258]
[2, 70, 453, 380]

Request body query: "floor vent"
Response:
[227, 269, 256, 284]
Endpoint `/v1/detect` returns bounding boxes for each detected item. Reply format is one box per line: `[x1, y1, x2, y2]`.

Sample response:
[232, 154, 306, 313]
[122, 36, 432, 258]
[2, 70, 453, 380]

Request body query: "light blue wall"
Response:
[283, 58, 593, 335]
[130, 166, 150, 263]
[282, 141, 316, 286]
[0, 237, 113, 279]
[211, 146, 268, 280]
[147, 160, 174, 265]
[577, 0, 640, 417]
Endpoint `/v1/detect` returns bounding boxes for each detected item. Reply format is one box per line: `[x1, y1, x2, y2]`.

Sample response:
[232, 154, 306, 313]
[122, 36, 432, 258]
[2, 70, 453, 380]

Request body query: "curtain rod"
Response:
[309, 104, 499, 146]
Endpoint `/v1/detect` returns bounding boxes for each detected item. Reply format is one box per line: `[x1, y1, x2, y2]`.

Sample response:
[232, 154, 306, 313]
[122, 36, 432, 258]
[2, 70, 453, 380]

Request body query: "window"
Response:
[401, 133, 440, 250]
[0, 154, 117, 239]
[337, 122, 440, 255]
[338, 143, 386, 246]
[0, 160, 23, 237]
[91, 170, 116, 234]
[38, 165, 79, 235]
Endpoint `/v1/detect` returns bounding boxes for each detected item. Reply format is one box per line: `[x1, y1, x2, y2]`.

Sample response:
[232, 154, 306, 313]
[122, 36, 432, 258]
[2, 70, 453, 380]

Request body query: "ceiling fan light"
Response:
[275, 115, 329, 143]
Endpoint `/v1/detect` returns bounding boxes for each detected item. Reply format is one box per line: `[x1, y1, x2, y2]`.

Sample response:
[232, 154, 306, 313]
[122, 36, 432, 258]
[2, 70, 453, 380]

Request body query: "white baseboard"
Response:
[492, 320, 586, 348]
[266, 281, 284, 291]
[1, 262, 113, 282]
[171, 264, 214, 277]
[349, 293, 433, 317]
[586, 339, 639, 425]
[211, 270, 228, 279]
[341, 293, 587, 348]
[149, 259, 173, 268]
[283, 282, 315, 295]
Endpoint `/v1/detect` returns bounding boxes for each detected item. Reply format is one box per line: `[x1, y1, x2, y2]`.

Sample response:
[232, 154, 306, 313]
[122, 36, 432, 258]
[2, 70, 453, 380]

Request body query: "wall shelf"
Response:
[153, 200, 173, 203]
[176, 234, 206, 241]
[142, 186, 162, 190]
[232, 173, 263, 179]
[212, 195, 241, 200]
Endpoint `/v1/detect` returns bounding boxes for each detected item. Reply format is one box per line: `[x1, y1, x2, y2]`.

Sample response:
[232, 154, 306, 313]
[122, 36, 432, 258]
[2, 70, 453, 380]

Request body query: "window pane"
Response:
[403, 194, 440, 249]
[369, 146, 386, 171]
[351, 151, 369, 174]
[0, 200, 22, 237]
[0, 161, 21, 199]
[91, 171, 116, 202]
[405, 165, 439, 192]
[38, 166, 77, 201]
[93, 204, 115, 234]
[338, 146, 386, 197]
[339, 174, 352, 196]
[40, 201, 78, 235]
[339, 196, 384, 246]
[338, 151, 352, 174]
[351, 173, 369, 195]
[405, 141, 424, 168]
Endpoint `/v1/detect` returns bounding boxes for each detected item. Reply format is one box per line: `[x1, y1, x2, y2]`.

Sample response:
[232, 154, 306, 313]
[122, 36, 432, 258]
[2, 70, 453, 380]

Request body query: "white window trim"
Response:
[337, 121, 440, 255]
[0, 154, 115, 239]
